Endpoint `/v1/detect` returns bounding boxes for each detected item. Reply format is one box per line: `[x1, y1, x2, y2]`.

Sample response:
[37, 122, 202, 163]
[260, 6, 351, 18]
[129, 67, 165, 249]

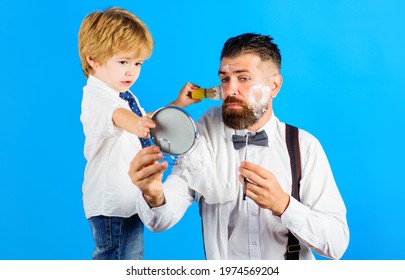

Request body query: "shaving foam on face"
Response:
[221, 63, 236, 70]
[247, 83, 271, 119]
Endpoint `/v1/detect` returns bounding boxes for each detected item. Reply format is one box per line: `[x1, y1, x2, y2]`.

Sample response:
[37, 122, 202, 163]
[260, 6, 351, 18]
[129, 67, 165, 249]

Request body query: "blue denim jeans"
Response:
[88, 214, 144, 260]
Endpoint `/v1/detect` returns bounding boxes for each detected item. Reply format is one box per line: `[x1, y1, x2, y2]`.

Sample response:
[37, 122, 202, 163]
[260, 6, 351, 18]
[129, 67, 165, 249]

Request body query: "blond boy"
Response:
[78, 7, 197, 259]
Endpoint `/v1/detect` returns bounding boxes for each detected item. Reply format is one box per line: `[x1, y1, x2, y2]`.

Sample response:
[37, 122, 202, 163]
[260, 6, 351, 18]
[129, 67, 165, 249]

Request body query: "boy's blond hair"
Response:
[78, 7, 154, 78]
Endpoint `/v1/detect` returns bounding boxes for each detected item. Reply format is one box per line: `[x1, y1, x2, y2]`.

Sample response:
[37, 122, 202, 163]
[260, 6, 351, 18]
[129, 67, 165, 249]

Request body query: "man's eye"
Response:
[135, 62, 142, 66]
[239, 77, 249, 82]
[119, 61, 127, 65]
[221, 77, 229, 83]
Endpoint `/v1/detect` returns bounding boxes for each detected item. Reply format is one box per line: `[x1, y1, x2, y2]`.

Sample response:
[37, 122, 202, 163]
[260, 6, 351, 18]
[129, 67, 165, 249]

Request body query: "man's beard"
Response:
[222, 96, 268, 130]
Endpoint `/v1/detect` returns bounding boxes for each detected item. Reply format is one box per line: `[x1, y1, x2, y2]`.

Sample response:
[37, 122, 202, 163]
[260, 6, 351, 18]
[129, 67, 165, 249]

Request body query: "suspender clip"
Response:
[287, 244, 301, 253]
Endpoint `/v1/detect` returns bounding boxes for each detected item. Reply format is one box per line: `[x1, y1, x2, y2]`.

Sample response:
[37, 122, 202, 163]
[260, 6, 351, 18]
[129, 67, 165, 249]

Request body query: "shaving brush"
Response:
[189, 86, 221, 100]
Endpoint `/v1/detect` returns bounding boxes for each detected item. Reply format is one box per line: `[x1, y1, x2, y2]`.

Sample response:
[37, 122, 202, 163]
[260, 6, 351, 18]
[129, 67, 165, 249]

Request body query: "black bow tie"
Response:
[232, 130, 269, 150]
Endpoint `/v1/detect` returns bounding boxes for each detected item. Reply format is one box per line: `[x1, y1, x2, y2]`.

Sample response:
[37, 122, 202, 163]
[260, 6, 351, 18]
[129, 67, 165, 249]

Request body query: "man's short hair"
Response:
[220, 33, 281, 70]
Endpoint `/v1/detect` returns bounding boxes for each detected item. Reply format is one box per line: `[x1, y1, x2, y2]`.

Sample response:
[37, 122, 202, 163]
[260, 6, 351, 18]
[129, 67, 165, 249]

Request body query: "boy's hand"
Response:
[170, 82, 201, 108]
[113, 108, 155, 138]
[136, 116, 155, 138]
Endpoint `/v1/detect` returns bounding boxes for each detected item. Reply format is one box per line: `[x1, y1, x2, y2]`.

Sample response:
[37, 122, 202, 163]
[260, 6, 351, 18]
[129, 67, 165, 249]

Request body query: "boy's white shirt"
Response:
[80, 75, 145, 218]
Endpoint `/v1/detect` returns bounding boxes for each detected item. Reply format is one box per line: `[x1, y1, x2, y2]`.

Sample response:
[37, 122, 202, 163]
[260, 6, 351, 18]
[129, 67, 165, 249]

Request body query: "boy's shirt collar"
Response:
[88, 75, 131, 96]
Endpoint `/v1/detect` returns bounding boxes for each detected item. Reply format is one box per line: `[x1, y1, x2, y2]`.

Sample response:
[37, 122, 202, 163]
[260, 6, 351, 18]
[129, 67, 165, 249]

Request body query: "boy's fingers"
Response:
[141, 117, 156, 127]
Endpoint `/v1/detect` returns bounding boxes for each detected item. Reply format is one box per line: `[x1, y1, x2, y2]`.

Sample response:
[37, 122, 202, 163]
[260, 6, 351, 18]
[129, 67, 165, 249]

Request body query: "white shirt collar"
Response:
[87, 75, 125, 97]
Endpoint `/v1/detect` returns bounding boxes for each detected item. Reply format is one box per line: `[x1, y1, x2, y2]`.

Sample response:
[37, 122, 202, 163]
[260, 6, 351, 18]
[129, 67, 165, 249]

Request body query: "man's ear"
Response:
[269, 73, 283, 98]
[86, 55, 98, 69]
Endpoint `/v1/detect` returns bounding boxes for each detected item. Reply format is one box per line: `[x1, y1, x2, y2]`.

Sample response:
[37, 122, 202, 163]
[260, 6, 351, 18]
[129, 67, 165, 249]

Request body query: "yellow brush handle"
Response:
[190, 88, 206, 99]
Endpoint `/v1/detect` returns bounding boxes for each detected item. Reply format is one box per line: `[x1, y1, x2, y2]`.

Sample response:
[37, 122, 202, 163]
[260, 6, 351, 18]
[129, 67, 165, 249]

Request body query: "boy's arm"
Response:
[112, 108, 155, 138]
[116, 82, 198, 136]
[145, 82, 201, 118]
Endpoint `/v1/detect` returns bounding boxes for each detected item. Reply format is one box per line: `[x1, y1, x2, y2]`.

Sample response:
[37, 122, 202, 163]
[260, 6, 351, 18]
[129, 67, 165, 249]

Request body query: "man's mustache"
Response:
[223, 96, 248, 108]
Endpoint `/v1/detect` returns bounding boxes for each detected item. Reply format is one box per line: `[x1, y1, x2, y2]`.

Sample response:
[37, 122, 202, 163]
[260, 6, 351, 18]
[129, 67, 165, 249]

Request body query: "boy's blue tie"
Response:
[119, 91, 151, 148]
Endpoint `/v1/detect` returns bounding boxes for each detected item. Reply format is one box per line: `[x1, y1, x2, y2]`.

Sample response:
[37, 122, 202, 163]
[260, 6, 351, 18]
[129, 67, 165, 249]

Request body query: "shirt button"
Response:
[252, 241, 257, 245]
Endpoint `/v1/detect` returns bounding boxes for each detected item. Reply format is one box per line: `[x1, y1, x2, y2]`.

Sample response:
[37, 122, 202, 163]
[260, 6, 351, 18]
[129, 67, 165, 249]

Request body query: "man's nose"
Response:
[223, 80, 239, 96]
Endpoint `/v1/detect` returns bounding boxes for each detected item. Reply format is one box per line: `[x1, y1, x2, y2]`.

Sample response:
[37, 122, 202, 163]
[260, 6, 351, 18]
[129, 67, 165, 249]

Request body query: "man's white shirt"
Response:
[138, 107, 349, 260]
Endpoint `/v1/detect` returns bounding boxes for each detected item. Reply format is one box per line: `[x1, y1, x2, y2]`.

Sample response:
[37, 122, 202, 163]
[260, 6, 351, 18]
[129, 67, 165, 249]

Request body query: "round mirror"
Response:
[150, 106, 197, 156]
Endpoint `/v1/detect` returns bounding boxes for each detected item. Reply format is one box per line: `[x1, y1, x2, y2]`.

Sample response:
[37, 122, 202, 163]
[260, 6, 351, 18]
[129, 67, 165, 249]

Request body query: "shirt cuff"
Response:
[137, 194, 168, 229]
[280, 196, 310, 232]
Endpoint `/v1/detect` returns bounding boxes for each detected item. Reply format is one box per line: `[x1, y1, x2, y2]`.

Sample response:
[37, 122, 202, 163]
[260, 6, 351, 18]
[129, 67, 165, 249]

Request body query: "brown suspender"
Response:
[202, 124, 302, 259]
[285, 124, 302, 260]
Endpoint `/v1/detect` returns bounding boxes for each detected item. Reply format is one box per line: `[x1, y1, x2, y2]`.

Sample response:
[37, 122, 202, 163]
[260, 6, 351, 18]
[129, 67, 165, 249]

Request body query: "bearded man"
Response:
[129, 33, 349, 260]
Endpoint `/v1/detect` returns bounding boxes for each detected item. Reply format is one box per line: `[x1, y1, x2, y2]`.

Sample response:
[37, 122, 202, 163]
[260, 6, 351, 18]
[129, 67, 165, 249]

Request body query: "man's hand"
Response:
[238, 161, 290, 216]
[129, 146, 168, 207]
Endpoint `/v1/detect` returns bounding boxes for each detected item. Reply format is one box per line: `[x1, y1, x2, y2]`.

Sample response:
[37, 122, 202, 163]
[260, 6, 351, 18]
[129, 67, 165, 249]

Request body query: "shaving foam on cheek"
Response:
[247, 83, 271, 119]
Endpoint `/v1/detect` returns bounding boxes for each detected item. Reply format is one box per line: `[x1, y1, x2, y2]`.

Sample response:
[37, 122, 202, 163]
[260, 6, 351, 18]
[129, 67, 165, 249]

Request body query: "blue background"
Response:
[1, 0, 404, 260]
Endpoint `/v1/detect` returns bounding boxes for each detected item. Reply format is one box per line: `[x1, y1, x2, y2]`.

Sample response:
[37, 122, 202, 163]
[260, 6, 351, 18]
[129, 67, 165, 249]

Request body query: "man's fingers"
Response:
[130, 160, 168, 185]
[239, 161, 273, 181]
[238, 166, 266, 187]
[130, 146, 160, 169]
